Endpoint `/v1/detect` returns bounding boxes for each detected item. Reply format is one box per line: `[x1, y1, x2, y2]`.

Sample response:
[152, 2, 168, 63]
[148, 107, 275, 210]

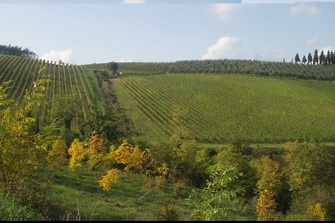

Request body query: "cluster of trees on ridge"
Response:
[168, 58, 335, 80]
[0, 44, 37, 58]
[294, 49, 335, 65]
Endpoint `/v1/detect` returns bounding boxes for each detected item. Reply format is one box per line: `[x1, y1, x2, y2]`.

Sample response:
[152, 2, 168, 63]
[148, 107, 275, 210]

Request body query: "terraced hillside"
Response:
[112, 73, 335, 143]
[0, 54, 103, 126]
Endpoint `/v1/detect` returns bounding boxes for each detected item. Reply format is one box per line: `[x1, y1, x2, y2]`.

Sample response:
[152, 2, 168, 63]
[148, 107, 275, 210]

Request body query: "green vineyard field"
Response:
[0, 55, 103, 126]
[84, 62, 170, 75]
[112, 73, 335, 143]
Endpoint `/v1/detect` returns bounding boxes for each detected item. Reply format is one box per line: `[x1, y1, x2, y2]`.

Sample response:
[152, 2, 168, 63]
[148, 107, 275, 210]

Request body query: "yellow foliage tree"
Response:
[307, 203, 326, 221]
[256, 190, 277, 221]
[110, 140, 144, 172]
[0, 77, 48, 192]
[87, 132, 106, 170]
[47, 136, 67, 169]
[87, 131, 106, 156]
[68, 139, 87, 171]
[251, 155, 283, 195]
[99, 169, 120, 191]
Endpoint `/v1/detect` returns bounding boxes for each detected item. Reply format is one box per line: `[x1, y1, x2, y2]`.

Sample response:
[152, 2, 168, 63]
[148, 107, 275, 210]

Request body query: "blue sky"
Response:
[0, 0, 334, 64]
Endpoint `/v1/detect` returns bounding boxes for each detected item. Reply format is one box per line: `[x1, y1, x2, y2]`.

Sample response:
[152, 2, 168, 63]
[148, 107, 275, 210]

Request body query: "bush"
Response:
[158, 204, 179, 221]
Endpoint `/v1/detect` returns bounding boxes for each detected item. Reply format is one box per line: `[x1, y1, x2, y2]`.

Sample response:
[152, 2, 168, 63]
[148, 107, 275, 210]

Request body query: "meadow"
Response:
[112, 73, 335, 143]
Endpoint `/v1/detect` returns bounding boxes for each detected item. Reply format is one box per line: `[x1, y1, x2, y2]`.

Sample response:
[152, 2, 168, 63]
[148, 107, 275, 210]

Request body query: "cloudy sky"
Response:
[0, 0, 334, 64]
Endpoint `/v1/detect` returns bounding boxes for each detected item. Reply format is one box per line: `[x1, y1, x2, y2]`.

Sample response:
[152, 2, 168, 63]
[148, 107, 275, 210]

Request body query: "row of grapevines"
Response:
[114, 74, 335, 143]
[0, 55, 103, 127]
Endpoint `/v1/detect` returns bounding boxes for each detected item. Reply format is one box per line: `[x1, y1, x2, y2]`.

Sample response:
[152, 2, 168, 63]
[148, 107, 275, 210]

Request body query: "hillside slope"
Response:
[112, 73, 335, 143]
[0, 55, 103, 127]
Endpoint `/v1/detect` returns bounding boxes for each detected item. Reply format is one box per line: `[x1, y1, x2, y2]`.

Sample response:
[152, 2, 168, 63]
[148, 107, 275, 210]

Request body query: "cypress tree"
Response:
[294, 53, 301, 64]
[302, 55, 307, 64]
[313, 49, 318, 65]
[307, 53, 312, 65]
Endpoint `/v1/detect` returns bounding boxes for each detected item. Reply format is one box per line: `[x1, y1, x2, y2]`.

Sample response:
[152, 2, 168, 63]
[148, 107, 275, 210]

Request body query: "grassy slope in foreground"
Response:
[112, 73, 335, 143]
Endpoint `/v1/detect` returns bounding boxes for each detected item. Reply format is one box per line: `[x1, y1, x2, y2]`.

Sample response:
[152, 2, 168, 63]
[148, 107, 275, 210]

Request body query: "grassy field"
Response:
[41, 166, 193, 221]
[0, 191, 43, 221]
[37, 165, 257, 221]
[112, 73, 335, 143]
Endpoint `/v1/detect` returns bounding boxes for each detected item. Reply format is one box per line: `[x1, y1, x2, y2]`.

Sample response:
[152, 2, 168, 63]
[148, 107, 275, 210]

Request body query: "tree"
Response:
[51, 94, 81, 130]
[107, 62, 119, 74]
[319, 51, 325, 65]
[284, 141, 335, 195]
[256, 190, 277, 221]
[47, 136, 67, 169]
[79, 102, 135, 145]
[87, 131, 106, 155]
[186, 164, 239, 221]
[0, 79, 47, 192]
[87, 131, 107, 170]
[99, 169, 120, 191]
[326, 51, 331, 65]
[251, 155, 283, 196]
[68, 139, 87, 171]
[294, 53, 301, 64]
[313, 49, 319, 65]
[307, 53, 313, 65]
[110, 140, 144, 172]
[215, 144, 255, 199]
[331, 51, 335, 64]
[302, 55, 307, 64]
[0, 44, 38, 58]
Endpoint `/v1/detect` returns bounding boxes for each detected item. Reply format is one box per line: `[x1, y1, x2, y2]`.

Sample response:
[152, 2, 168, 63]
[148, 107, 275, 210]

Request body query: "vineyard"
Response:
[84, 62, 171, 75]
[0, 54, 103, 127]
[112, 73, 335, 143]
[168, 59, 335, 80]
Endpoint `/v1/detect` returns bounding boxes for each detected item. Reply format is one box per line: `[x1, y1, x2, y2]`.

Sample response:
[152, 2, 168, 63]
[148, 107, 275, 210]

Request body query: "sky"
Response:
[0, 0, 334, 65]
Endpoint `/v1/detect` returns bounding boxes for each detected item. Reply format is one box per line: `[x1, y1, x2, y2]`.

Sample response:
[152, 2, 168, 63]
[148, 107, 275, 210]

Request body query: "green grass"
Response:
[42, 166, 196, 221]
[0, 191, 44, 221]
[39, 165, 257, 221]
[112, 73, 335, 143]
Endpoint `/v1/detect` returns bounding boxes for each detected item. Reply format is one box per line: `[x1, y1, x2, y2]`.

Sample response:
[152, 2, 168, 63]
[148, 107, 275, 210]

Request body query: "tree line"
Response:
[167, 59, 335, 80]
[294, 49, 335, 65]
[0, 44, 37, 58]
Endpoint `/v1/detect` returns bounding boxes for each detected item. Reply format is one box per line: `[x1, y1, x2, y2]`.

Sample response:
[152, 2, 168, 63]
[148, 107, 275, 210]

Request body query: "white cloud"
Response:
[254, 50, 285, 62]
[122, 0, 147, 4]
[319, 46, 335, 53]
[116, 58, 133, 62]
[290, 3, 321, 16]
[40, 49, 74, 64]
[211, 4, 241, 22]
[305, 36, 319, 48]
[202, 36, 242, 60]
